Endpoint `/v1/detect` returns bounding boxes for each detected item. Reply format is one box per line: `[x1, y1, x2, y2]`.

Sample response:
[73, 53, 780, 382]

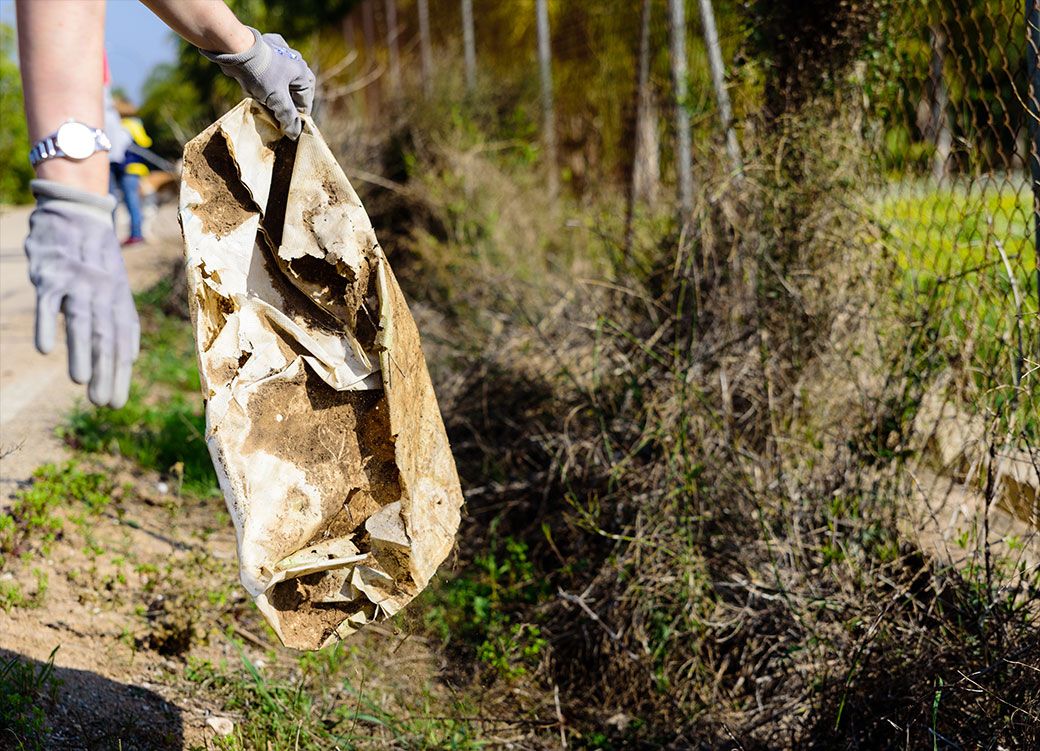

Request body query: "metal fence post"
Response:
[1028, 0, 1040, 326]
[536, 0, 559, 197]
[462, 0, 477, 92]
[669, 0, 694, 216]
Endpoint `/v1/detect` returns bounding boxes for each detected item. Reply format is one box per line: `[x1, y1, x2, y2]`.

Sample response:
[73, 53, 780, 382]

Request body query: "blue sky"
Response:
[0, 0, 177, 103]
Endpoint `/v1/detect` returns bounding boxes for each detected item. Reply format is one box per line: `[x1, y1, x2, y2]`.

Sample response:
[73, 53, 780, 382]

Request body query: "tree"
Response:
[631, 0, 660, 206]
[417, 0, 433, 97]
[138, 63, 211, 158]
[927, 24, 951, 182]
[0, 23, 32, 204]
[385, 0, 401, 93]
[698, 0, 742, 175]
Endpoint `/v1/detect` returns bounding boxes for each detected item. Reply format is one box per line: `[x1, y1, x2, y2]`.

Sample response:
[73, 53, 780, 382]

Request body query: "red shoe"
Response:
[122, 236, 145, 247]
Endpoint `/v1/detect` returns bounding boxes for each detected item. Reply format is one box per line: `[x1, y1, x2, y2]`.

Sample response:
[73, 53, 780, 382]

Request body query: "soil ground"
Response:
[0, 204, 215, 746]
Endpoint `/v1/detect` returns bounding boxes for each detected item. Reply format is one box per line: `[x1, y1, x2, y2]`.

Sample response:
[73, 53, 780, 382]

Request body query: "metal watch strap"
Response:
[28, 125, 112, 168]
[29, 136, 59, 168]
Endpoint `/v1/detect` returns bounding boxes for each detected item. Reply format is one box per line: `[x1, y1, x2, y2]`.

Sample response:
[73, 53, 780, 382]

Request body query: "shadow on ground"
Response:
[0, 649, 183, 750]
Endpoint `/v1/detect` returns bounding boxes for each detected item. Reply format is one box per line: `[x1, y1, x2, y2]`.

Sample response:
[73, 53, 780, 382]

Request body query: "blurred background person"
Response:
[110, 98, 153, 246]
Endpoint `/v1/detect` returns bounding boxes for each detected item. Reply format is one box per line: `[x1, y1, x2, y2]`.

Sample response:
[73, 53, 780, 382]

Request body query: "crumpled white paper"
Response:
[179, 100, 464, 650]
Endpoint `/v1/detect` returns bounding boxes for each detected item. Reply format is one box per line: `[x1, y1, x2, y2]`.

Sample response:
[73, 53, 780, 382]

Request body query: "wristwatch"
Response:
[29, 120, 112, 168]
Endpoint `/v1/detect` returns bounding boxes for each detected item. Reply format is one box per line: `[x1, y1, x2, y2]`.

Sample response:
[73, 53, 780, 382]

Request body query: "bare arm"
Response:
[144, 0, 315, 139]
[138, 0, 255, 54]
[15, 0, 107, 194]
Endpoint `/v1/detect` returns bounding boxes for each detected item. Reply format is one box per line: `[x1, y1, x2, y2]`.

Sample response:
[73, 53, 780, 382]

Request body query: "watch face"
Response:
[55, 122, 96, 160]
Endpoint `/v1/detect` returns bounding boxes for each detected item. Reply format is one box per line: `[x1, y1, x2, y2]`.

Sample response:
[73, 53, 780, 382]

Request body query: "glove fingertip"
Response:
[87, 382, 108, 407]
[109, 387, 130, 410]
[36, 332, 55, 356]
[89, 380, 115, 408]
[35, 301, 57, 355]
[110, 358, 133, 409]
[88, 356, 114, 408]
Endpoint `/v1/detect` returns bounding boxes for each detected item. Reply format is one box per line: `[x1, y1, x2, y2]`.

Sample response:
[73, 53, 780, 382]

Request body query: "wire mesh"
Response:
[869, 0, 1038, 528]
[332, 0, 1038, 528]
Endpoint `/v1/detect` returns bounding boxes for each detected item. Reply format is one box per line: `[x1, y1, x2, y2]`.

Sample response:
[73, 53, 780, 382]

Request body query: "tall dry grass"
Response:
[318, 49, 1039, 747]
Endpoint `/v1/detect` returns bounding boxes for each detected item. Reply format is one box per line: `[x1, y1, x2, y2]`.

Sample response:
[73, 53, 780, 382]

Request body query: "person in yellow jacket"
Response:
[110, 100, 152, 246]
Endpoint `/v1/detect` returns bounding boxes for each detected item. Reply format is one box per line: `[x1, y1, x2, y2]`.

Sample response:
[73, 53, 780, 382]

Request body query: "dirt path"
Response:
[0, 204, 227, 748]
[0, 204, 184, 485]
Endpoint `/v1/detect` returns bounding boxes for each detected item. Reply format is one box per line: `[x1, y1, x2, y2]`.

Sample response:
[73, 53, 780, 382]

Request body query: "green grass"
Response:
[871, 178, 1039, 441]
[61, 281, 218, 496]
[0, 463, 114, 613]
[875, 179, 1036, 278]
[184, 647, 486, 751]
[0, 646, 60, 749]
[0, 462, 113, 566]
[424, 535, 550, 679]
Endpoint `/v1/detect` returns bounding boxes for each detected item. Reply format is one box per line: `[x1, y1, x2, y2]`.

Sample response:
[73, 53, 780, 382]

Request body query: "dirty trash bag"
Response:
[178, 100, 464, 650]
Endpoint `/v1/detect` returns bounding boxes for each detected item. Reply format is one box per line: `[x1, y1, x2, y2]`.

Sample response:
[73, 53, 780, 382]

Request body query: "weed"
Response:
[425, 536, 550, 679]
[63, 393, 215, 496]
[0, 570, 48, 612]
[0, 463, 112, 566]
[184, 648, 485, 750]
[0, 646, 60, 749]
[135, 550, 240, 656]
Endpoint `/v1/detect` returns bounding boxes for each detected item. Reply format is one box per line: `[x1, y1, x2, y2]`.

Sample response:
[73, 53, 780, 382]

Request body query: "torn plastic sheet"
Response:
[179, 100, 464, 650]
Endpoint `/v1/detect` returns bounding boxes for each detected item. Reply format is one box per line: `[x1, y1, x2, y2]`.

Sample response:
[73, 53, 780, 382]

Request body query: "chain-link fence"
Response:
[324, 0, 1038, 533]
[862, 1, 1038, 533]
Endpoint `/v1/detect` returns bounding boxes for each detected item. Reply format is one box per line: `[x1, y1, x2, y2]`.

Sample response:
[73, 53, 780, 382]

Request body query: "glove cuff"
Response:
[200, 27, 271, 78]
[31, 179, 117, 222]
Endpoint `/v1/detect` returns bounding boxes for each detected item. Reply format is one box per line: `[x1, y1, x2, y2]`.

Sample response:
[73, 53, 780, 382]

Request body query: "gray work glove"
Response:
[24, 180, 140, 409]
[201, 27, 316, 139]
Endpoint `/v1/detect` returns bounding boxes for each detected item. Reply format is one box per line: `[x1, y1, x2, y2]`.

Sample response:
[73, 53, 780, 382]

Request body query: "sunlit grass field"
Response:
[871, 176, 1038, 440]
[874, 176, 1036, 282]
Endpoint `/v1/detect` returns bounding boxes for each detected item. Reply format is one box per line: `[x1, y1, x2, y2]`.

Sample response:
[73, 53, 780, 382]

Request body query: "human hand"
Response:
[202, 27, 316, 139]
[24, 180, 140, 408]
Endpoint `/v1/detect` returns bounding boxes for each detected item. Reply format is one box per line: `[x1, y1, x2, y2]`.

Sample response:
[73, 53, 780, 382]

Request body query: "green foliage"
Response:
[64, 394, 213, 496]
[137, 63, 213, 158]
[184, 648, 484, 750]
[0, 647, 60, 749]
[425, 536, 550, 679]
[872, 180, 1038, 440]
[868, 0, 1028, 174]
[0, 570, 49, 613]
[62, 281, 217, 496]
[746, 0, 882, 115]
[0, 463, 112, 564]
[0, 24, 32, 205]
